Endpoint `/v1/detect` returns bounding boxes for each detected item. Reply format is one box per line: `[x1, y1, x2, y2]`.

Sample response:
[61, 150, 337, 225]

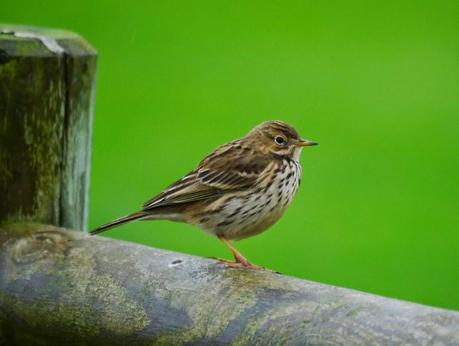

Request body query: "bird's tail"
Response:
[90, 211, 148, 235]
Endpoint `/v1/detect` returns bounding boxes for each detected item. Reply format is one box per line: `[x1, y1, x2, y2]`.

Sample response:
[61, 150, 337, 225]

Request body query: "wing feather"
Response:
[142, 141, 270, 211]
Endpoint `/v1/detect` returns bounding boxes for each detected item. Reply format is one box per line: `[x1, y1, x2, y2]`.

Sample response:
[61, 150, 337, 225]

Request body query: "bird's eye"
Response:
[274, 136, 286, 145]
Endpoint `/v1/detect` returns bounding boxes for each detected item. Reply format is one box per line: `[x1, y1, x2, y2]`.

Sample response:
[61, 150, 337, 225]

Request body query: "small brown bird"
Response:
[91, 121, 317, 268]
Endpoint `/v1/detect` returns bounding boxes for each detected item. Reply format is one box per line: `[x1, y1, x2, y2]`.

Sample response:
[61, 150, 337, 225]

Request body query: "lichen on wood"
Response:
[0, 223, 458, 345]
[0, 25, 97, 231]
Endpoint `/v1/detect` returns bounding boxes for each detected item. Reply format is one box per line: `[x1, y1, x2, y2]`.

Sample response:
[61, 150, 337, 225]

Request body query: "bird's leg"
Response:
[217, 235, 260, 269]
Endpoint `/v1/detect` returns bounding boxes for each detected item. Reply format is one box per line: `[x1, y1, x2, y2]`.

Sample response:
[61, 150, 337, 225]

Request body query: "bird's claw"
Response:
[208, 257, 263, 270]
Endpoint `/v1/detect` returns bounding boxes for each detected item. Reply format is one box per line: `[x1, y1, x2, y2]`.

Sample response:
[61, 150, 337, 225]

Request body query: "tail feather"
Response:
[90, 211, 148, 235]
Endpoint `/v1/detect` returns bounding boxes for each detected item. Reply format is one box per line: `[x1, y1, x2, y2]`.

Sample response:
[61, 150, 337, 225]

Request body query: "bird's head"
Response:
[246, 120, 318, 160]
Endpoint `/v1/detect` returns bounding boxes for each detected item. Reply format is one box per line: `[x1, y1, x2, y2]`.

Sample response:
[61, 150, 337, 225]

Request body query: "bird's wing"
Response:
[142, 171, 213, 210]
[196, 140, 270, 189]
[142, 141, 271, 210]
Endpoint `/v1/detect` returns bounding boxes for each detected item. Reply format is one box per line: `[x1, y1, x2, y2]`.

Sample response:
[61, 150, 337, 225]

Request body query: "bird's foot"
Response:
[210, 257, 261, 270]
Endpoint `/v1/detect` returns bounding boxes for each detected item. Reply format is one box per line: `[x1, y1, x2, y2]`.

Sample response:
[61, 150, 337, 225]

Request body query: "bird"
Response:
[91, 120, 317, 269]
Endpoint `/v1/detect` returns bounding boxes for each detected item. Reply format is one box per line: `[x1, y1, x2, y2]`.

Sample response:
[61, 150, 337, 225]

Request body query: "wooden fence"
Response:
[0, 25, 458, 345]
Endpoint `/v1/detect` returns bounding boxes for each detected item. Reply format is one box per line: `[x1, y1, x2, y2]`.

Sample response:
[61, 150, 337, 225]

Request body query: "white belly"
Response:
[198, 159, 302, 240]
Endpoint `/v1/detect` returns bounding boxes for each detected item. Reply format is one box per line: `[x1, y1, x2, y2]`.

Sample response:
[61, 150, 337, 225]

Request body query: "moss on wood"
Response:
[0, 25, 97, 231]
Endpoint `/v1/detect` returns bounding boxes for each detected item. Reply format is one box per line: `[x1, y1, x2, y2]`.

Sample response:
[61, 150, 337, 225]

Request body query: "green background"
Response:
[3, 1, 458, 310]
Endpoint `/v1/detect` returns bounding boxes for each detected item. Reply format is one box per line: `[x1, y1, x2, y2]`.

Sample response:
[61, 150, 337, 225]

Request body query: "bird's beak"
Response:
[297, 138, 318, 147]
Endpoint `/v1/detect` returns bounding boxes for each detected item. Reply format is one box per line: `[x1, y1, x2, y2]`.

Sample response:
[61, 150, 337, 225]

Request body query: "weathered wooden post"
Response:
[0, 24, 97, 231]
[0, 25, 458, 346]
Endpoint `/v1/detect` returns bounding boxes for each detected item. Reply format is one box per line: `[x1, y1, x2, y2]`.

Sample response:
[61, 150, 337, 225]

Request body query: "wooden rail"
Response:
[1, 223, 458, 345]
